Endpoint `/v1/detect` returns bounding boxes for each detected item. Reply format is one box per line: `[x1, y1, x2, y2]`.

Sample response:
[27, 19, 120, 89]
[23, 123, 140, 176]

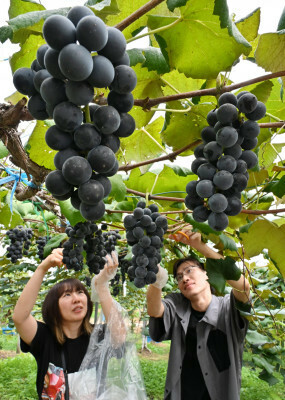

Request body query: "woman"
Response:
[13, 248, 132, 400]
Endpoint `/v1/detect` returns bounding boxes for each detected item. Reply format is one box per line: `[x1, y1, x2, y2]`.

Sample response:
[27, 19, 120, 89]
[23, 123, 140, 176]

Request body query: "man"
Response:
[147, 227, 250, 400]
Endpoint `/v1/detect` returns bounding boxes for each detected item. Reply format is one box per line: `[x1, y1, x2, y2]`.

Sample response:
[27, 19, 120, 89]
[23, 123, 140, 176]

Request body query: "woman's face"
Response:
[58, 288, 88, 324]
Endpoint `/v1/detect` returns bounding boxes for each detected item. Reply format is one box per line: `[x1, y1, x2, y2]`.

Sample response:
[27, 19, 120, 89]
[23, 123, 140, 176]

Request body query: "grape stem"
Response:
[134, 70, 285, 109]
[141, 127, 168, 154]
[119, 139, 202, 172]
[126, 16, 183, 44]
[115, 0, 165, 31]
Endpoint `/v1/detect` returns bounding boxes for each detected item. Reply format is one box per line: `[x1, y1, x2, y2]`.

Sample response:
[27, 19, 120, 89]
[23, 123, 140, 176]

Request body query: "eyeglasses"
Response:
[175, 265, 198, 284]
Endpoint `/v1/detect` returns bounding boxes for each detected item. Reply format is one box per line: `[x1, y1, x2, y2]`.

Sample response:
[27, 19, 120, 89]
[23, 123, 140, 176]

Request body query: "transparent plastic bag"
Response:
[79, 300, 147, 400]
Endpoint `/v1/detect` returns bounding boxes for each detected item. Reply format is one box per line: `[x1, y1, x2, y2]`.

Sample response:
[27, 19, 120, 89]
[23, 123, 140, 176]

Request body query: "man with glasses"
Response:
[146, 227, 250, 400]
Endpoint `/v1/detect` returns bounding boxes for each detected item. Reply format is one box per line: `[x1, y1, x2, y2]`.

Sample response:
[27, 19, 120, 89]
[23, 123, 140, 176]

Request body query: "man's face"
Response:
[176, 261, 210, 300]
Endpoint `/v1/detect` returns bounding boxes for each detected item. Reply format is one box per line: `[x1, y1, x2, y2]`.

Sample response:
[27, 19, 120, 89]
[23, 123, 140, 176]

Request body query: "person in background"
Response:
[147, 227, 250, 400]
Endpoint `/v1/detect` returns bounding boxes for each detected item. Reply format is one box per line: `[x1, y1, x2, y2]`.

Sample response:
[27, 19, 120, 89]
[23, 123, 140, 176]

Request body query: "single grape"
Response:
[216, 103, 238, 124]
[213, 170, 234, 190]
[196, 180, 215, 198]
[237, 93, 258, 114]
[43, 15, 76, 51]
[208, 212, 229, 231]
[62, 156, 93, 186]
[208, 193, 228, 213]
[192, 205, 210, 222]
[218, 92, 237, 107]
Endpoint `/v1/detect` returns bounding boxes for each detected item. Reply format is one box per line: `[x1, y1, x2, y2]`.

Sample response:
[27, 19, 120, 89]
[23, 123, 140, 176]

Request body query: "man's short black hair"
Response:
[172, 256, 205, 278]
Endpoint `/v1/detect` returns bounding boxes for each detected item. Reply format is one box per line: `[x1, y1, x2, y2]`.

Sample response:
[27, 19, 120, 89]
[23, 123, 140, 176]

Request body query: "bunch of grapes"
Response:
[6, 226, 33, 263]
[12, 6, 137, 222]
[109, 248, 132, 296]
[185, 91, 266, 231]
[110, 273, 121, 296]
[123, 201, 168, 288]
[36, 235, 49, 260]
[103, 230, 121, 253]
[118, 249, 132, 284]
[62, 221, 121, 274]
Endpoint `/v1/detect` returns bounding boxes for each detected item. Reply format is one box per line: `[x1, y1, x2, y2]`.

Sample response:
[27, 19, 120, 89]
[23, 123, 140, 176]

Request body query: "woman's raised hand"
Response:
[94, 250, 119, 287]
[38, 248, 63, 273]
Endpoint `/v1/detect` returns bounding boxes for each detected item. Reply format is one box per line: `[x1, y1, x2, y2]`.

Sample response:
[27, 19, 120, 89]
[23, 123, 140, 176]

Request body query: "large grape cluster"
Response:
[12, 6, 137, 222]
[5, 227, 33, 262]
[123, 201, 168, 288]
[186, 91, 266, 231]
[62, 221, 121, 274]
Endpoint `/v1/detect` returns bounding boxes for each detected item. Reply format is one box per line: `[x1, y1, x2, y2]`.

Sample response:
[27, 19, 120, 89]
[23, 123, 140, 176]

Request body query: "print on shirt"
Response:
[42, 363, 65, 400]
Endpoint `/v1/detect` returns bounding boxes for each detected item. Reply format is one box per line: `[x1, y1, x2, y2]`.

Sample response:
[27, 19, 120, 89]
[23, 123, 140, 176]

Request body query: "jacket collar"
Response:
[176, 293, 220, 328]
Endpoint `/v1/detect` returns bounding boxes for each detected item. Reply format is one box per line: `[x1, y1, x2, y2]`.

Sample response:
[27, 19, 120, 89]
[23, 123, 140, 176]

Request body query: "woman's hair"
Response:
[172, 256, 216, 294]
[42, 278, 93, 345]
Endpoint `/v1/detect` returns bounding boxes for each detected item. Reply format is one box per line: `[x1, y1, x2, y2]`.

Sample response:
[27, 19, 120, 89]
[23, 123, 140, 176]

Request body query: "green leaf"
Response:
[240, 220, 285, 276]
[109, 174, 127, 202]
[10, 34, 46, 72]
[161, 69, 205, 97]
[167, 0, 189, 12]
[161, 104, 212, 153]
[205, 257, 241, 293]
[217, 233, 237, 251]
[128, 48, 146, 66]
[277, 6, 285, 31]
[129, 64, 164, 129]
[236, 8, 260, 42]
[258, 369, 280, 386]
[118, 116, 165, 173]
[258, 142, 285, 170]
[142, 47, 170, 74]
[98, 0, 148, 40]
[246, 330, 272, 346]
[26, 121, 56, 170]
[264, 175, 285, 198]
[0, 25, 13, 44]
[0, 204, 24, 228]
[147, 0, 251, 79]
[252, 355, 275, 374]
[58, 200, 85, 226]
[0, 142, 9, 159]
[9, 0, 46, 19]
[43, 233, 67, 258]
[255, 31, 285, 83]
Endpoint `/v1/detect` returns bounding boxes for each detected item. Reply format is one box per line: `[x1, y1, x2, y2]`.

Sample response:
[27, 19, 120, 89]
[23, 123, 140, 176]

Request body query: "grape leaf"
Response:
[240, 219, 285, 276]
[161, 104, 212, 153]
[255, 31, 285, 85]
[118, 116, 165, 174]
[10, 34, 46, 72]
[166, 0, 189, 12]
[277, 6, 285, 31]
[109, 174, 126, 202]
[0, 143, 9, 159]
[236, 8, 260, 42]
[0, 204, 23, 228]
[206, 257, 241, 293]
[58, 200, 85, 226]
[26, 121, 56, 170]
[147, 0, 251, 79]
[43, 233, 68, 258]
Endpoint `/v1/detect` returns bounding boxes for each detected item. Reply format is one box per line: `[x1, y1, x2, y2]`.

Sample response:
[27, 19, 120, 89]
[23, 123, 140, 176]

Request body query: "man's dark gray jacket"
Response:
[149, 292, 249, 400]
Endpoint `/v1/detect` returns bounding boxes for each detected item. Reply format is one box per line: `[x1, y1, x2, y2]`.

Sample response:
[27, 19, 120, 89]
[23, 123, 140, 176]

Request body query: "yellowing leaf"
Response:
[236, 8, 260, 42]
[147, 0, 251, 79]
[240, 219, 285, 276]
[26, 121, 56, 170]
